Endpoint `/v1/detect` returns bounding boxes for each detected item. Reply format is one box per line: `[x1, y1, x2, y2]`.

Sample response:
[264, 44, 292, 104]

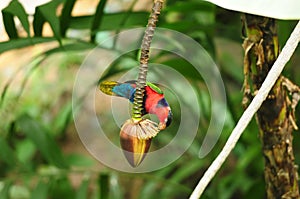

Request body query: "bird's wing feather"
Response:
[112, 82, 136, 100]
[100, 80, 163, 100]
[99, 81, 136, 100]
[146, 82, 163, 94]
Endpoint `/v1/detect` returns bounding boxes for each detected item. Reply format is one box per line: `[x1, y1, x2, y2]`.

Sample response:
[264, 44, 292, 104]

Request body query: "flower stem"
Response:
[132, 0, 163, 122]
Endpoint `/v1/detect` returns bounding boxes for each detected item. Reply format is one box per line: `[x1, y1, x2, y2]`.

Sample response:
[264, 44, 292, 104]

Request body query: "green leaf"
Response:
[91, 0, 108, 42]
[160, 57, 203, 80]
[66, 153, 95, 167]
[236, 144, 262, 171]
[165, 1, 214, 12]
[53, 102, 72, 136]
[16, 138, 36, 164]
[17, 114, 69, 169]
[0, 136, 16, 166]
[109, 174, 123, 199]
[205, 0, 300, 20]
[69, 12, 149, 30]
[31, 180, 49, 199]
[42, 42, 96, 55]
[68, 16, 91, 29]
[60, 0, 77, 36]
[2, 0, 30, 37]
[10, 185, 30, 199]
[76, 178, 90, 199]
[33, 0, 64, 41]
[98, 173, 110, 199]
[139, 166, 176, 199]
[162, 21, 212, 32]
[0, 181, 12, 199]
[0, 37, 57, 53]
[99, 56, 137, 82]
[216, 172, 253, 199]
[33, 8, 45, 36]
[49, 176, 75, 199]
[2, 10, 18, 39]
[161, 160, 203, 198]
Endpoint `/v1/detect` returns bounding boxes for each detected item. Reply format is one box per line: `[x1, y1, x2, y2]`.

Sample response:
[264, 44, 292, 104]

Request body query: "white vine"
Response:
[190, 20, 300, 199]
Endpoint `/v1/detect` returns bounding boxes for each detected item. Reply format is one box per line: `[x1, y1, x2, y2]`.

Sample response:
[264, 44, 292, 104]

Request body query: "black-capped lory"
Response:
[99, 80, 172, 130]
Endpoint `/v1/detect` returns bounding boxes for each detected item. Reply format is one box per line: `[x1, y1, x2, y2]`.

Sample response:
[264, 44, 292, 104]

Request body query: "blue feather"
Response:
[112, 83, 136, 102]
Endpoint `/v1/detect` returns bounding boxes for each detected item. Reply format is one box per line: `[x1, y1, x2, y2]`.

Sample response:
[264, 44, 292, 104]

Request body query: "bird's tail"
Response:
[99, 81, 119, 96]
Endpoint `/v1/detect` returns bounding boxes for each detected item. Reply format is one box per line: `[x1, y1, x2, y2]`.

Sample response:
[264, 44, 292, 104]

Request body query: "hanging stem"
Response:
[132, 0, 164, 122]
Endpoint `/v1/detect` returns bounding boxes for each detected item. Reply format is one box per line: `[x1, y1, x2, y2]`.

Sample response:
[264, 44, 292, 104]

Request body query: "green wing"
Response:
[146, 82, 163, 94]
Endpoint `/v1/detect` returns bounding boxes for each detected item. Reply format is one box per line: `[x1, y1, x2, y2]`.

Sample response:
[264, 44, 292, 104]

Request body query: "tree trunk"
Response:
[242, 14, 300, 198]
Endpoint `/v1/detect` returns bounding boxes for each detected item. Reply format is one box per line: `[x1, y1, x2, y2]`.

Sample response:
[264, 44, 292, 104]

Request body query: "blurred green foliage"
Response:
[0, 0, 299, 198]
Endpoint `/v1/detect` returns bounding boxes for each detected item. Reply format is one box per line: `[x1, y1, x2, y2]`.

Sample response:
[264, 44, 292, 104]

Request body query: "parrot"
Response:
[99, 80, 172, 130]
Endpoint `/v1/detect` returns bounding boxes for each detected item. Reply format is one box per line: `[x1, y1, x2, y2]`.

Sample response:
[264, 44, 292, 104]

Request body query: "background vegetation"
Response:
[0, 0, 299, 198]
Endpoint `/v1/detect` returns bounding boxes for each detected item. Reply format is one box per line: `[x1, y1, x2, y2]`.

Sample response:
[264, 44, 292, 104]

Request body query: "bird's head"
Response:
[155, 98, 173, 130]
[144, 83, 172, 130]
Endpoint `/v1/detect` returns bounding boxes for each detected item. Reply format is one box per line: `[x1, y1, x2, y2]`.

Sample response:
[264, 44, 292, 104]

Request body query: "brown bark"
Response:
[242, 14, 300, 198]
